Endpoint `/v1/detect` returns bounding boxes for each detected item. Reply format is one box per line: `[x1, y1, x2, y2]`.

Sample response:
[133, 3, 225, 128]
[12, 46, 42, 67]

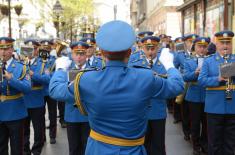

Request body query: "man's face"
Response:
[185, 40, 193, 51]
[86, 46, 95, 58]
[216, 41, 232, 56]
[0, 47, 13, 61]
[142, 45, 158, 59]
[32, 46, 39, 58]
[195, 44, 208, 56]
[72, 50, 87, 66]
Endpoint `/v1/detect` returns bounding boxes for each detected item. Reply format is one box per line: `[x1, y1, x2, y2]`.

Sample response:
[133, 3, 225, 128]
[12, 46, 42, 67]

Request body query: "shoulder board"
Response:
[131, 58, 141, 63]
[81, 67, 99, 72]
[132, 65, 150, 69]
[132, 50, 140, 54]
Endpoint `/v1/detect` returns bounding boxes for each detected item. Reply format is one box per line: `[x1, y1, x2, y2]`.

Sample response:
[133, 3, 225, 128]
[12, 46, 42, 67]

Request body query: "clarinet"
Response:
[223, 50, 233, 100]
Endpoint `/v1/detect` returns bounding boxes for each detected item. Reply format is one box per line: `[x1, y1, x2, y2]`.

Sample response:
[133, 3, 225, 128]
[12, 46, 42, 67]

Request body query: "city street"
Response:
[37, 111, 192, 155]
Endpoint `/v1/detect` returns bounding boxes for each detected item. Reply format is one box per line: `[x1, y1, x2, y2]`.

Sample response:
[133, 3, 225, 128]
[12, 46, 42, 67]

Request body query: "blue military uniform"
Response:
[63, 41, 93, 155]
[49, 20, 184, 155]
[129, 35, 169, 155]
[175, 34, 198, 141]
[80, 37, 103, 69]
[0, 37, 31, 155]
[23, 39, 51, 155]
[198, 30, 235, 155]
[41, 39, 58, 144]
[184, 37, 210, 154]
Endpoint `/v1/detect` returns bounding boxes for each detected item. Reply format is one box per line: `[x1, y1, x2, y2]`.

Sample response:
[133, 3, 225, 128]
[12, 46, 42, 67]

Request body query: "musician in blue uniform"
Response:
[198, 30, 235, 155]
[63, 41, 93, 155]
[129, 35, 169, 155]
[0, 37, 31, 155]
[23, 39, 51, 155]
[49, 20, 184, 155]
[175, 34, 199, 141]
[80, 38, 103, 69]
[129, 31, 154, 64]
[183, 37, 210, 155]
[41, 39, 58, 144]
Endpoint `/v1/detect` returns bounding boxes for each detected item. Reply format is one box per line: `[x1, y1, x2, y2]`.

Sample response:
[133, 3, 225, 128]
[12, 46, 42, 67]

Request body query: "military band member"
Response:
[198, 30, 235, 155]
[175, 34, 199, 141]
[128, 31, 153, 64]
[23, 39, 51, 155]
[64, 41, 92, 155]
[49, 20, 184, 155]
[0, 37, 31, 155]
[183, 37, 210, 155]
[80, 38, 102, 69]
[129, 35, 169, 155]
[42, 39, 58, 144]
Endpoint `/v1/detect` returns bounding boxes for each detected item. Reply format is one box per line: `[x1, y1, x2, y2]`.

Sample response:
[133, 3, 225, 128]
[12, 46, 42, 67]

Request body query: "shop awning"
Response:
[176, 0, 199, 11]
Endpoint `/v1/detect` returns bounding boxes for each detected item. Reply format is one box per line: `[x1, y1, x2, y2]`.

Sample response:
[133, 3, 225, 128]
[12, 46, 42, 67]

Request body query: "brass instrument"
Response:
[20, 45, 34, 65]
[49, 40, 69, 73]
[0, 58, 5, 82]
[223, 51, 233, 100]
[55, 39, 69, 57]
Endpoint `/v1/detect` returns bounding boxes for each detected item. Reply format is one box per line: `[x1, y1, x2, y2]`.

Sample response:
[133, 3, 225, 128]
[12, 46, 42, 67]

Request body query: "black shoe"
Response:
[201, 145, 208, 154]
[184, 134, 190, 141]
[23, 151, 31, 155]
[173, 119, 181, 124]
[61, 122, 67, 128]
[193, 149, 201, 155]
[50, 138, 56, 144]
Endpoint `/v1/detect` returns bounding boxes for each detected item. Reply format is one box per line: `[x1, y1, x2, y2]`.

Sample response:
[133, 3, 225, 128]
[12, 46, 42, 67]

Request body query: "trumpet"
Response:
[223, 50, 233, 100]
[55, 39, 69, 57]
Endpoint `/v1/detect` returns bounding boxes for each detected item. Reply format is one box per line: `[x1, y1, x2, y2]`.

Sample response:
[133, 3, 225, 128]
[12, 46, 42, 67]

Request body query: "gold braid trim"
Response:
[18, 64, 27, 80]
[74, 71, 87, 115]
[40, 60, 46, 75]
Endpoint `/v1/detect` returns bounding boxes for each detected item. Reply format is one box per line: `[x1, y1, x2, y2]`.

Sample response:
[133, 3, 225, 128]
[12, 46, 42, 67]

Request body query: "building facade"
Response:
[130, 0, 183, 38]
[177, 0, 234, 41]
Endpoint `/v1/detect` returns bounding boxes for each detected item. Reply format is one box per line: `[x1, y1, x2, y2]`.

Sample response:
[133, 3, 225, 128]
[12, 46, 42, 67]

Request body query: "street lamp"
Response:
[53, 0, 63, 38]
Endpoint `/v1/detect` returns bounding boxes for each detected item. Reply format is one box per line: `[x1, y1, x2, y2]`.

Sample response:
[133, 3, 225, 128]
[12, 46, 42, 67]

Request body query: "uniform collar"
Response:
[6, 57, 13, 69]
[106, 60, 127, 67]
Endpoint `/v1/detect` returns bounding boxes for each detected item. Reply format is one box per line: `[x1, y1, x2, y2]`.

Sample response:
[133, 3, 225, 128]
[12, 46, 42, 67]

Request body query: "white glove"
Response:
[50, 49, 57, 58]
[159, 48, 175, 70]
[55, 56, 72, 71]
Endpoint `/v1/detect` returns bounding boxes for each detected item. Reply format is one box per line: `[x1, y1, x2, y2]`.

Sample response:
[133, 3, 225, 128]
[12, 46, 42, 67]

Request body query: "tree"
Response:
[29, 0, 94, 40]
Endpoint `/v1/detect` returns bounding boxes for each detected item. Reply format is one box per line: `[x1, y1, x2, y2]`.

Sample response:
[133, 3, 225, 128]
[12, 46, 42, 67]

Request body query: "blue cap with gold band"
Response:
[138, 31, 154, 39]
[141, 36, 160, 47]
[174, 37, 185, 43]
[70, 41, 89, 53]
[96, 20, 135, 52]
[193, 37, 210, 45]
[215, 30, 234, 42]
[24, 39, 40, 47]
[159, 34, 168, 39]
[80, 38, 96, 47]
[40, 39, 53, 46]
[185, 34, 199, 41]
[0, 37, 15, 49]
